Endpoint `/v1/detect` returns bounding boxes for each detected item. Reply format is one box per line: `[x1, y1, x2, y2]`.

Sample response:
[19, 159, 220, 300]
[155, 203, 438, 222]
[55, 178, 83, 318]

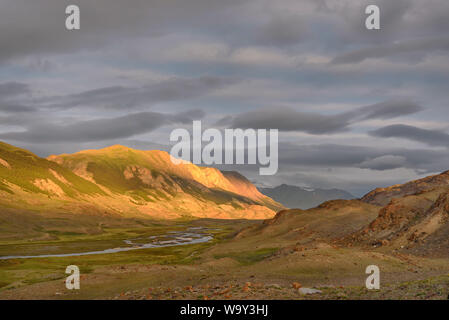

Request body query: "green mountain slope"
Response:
[0, 142, 282, 222]
[0, 141, 104, 198]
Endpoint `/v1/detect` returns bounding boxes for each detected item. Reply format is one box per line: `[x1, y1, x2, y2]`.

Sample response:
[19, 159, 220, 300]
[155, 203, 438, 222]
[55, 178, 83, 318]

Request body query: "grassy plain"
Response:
[0, 215, 448, 300]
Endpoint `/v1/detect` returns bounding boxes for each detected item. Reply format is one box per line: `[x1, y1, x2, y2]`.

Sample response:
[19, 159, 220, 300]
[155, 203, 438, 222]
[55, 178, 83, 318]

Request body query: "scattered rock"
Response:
[292, 282, 302, 289]
[336, 292, 347, 298]
[298, 288, 322, 295]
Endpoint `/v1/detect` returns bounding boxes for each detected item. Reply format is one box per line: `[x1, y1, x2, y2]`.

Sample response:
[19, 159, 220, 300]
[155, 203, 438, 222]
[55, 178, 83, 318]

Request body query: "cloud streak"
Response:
[39, 76, 237, 111]
[370, 124, 449, 148]
[0, 109, 204, 143]
[0, 82, 30, 97]
[331, 36, 449, 64]
[219, 100, 422, 134]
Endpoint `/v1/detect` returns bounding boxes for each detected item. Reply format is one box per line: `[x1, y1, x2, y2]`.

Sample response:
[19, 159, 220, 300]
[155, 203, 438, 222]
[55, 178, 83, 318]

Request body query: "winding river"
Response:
[0, 227, 214, 260]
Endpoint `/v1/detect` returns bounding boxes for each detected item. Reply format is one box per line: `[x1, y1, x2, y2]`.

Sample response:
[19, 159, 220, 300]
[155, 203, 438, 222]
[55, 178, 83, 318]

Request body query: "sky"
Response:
[1, 0, 449, 196]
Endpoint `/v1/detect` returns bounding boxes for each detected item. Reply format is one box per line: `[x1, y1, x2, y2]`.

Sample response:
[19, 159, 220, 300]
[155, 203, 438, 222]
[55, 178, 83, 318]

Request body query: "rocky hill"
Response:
[360, 170, 449, 206]
[345, 172, 449, 256]
[234, 199, 380, 246]
[235, 171, 449, 258]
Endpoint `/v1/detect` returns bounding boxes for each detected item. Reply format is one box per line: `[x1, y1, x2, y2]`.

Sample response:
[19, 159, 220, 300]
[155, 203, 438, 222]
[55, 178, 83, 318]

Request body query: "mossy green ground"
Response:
[214, 248, 279, 266]
[0, 219, 239, 292]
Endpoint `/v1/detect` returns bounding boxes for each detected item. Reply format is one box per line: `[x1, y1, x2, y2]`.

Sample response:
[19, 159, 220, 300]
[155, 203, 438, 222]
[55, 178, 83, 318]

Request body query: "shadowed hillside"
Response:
[232, 199, 380, 246]
[361, 171, 449, 206]
[230, 170, 449, 258]
[343, 171, 449, 257]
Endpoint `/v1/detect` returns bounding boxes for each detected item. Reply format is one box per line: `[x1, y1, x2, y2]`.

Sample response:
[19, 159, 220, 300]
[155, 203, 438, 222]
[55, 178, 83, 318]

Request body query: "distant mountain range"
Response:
[259, 184, 354, 209]
[0, 141, 283, 223]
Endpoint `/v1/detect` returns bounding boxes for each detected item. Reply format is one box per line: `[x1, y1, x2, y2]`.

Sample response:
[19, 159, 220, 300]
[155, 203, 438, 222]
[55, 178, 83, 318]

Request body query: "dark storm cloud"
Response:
[40, 76, 236, 110]
[331, 36, 449, 64]
[358, 155, 407, 171]
[0, 113, 50, 127]
[222, 107, 350, 134]
[254, 15, 308, 47]
[220, 100, 422, 133]
[0, 82, 35, 113]
[0, 82, 30, 97]
[0, 109, 204, 143]
[352, 100, 423, 120]
[0, 104, 36, 113]
[370, 124, 449, 148]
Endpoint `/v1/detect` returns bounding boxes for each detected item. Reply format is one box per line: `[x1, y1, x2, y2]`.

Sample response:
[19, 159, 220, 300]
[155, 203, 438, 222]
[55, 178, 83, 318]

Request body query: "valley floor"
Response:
[0, 219, 448, 300]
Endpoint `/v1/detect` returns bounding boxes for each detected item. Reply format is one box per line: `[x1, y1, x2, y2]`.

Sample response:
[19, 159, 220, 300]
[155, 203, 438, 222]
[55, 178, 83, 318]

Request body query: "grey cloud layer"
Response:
[0, 0, 249, 63]
[2, 0, 448, 62]
[277, 143, 447, 172]
[0, 76, 234, 114]
[219, 107, 349, 134]
[354, 100, 423, 120]
[0, 82, 30, 97]
[0, 82, 35, 113]
[40, 76, 236, 110]
[0, 109, 204, 143]
[215, 142, 449, 195]
[220, 100, 422, 133]
[332, 36, 449, 64]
